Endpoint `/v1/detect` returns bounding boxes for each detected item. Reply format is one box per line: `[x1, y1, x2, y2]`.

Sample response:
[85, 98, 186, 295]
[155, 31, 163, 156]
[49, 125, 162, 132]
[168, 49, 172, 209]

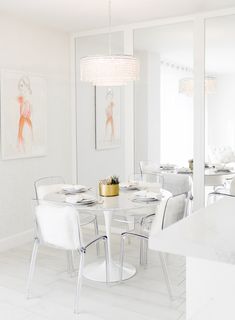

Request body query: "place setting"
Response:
[132, 190, 163, 203]
[61, 184, 92, 195]
[65, 193, 98, 206]
[119, 181, 140, 191]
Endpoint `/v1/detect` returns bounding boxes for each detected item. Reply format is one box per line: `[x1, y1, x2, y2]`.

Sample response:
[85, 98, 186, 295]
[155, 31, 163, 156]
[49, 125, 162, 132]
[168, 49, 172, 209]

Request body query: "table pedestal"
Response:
[83, 209, 136, 283]
[83, 259, 136, 282]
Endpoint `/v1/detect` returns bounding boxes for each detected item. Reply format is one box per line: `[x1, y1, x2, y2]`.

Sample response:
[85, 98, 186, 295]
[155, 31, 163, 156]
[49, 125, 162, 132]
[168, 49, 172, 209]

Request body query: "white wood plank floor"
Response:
[0, 230, 185, 320]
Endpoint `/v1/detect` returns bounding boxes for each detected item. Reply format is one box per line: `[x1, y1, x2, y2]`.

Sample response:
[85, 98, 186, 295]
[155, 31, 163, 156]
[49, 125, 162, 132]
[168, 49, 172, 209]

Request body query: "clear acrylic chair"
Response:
[162, 173, 192, 217]
[114, 173, 164, 237]
[34, 177, 100, 270]
[139, 161, 161, 174]
[27, 200, 109, 314]
[129, 173, 164, 191]
[207, 176, 235, 205]
[119, 193, 187, 300]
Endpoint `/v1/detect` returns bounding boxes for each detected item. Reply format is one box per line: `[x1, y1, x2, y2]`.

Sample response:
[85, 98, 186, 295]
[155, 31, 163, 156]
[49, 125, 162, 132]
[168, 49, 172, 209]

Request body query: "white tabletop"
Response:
[160, 168, 235, 176]
[149, 197, 235, 265]
[44, 188, 172, 213]
[205, 168, 235, 176]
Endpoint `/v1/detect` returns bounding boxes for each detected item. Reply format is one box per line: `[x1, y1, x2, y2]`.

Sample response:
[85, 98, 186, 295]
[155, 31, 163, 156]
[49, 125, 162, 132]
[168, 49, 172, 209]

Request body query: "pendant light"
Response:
[80, 0, 139, 86]
[179, 77, 216, 97]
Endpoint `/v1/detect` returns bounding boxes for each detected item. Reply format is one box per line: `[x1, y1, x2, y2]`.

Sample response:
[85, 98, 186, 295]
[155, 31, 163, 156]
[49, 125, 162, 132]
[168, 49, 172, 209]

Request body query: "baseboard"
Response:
[0, 229, 34, 252]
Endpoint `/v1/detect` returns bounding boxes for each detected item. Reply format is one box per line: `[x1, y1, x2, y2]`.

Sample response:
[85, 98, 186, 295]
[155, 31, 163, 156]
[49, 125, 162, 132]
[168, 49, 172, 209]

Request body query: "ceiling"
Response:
[0, 0, 235, 32]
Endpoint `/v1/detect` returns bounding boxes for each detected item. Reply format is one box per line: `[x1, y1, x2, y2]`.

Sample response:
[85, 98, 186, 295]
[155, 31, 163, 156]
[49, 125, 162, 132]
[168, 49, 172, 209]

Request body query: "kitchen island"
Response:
[149, 197, 235, 319]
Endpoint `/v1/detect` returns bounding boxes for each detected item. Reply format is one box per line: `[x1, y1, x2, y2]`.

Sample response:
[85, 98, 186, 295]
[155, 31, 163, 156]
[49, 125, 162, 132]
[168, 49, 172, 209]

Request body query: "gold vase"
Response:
[99, 183, 119, 197]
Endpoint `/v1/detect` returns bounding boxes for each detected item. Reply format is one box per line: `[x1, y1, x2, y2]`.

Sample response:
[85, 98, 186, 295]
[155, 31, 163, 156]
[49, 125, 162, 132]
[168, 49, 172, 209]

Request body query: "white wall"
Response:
[0, 14, 71, 243]
[134, 53, 193, 169]
[75, 33, 125, 186]
[160, 67, 193, 166]
[134, 51, 161, 170]
[207, 74, 235, 150]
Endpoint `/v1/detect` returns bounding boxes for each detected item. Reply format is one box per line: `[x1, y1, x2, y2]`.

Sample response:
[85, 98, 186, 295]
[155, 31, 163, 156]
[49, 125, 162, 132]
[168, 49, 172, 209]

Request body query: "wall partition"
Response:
[205, 15, 235, 204]
[133, 21, 194, 171]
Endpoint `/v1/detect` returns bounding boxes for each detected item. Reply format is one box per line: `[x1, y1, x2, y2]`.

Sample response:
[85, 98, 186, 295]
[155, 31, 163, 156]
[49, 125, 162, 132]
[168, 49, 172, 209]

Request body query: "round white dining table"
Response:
[45, 188, 172, 283]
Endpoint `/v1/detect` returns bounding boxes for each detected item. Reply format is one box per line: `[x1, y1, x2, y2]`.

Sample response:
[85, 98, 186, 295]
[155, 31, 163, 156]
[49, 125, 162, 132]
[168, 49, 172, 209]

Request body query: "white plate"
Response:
[62, 184, 90, 194]
[65, 195, 96, 205]
[133, 192, 162, 201]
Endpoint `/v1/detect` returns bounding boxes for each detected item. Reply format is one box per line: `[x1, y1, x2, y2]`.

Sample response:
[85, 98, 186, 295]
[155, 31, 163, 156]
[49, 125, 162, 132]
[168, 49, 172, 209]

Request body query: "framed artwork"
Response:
[1, 70, 47, 160]
[95, 86, 121, 150]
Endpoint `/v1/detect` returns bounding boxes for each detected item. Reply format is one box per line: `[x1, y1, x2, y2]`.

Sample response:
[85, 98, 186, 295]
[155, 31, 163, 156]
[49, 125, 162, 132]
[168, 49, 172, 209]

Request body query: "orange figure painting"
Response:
[17, 76, 33, 151]
[105, 89, 115, 141]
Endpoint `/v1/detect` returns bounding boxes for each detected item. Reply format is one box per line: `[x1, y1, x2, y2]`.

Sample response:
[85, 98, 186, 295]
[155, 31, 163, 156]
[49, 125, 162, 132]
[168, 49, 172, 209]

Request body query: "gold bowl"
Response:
[99, 183, 119, 197]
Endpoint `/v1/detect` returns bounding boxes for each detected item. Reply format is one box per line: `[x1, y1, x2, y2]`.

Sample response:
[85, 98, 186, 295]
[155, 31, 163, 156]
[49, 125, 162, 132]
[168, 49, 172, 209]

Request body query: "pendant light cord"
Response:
[108, 0, 112, 55]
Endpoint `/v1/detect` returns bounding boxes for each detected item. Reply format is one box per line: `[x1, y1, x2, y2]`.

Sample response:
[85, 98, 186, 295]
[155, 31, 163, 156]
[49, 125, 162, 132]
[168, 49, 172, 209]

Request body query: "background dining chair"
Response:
[113, 173, 164, 234]
[34, 176, 100, 271]
[207, 176, 235, 205]
[27, 200, 109, 314]
[139, 161, 192, 216]
[162, 173, 192, 217]
[119, 193, 187, 300]
[204, 175, 226, 190]
[139, 160, 161, 174]
[129, 173, 164, 191]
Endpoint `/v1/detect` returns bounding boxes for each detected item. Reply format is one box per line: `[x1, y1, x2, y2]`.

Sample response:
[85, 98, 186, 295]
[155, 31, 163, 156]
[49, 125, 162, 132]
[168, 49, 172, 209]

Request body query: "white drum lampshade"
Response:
[80, 0, 139, 87]
[80, 54, 139, 86]
[179, 76, 216, 96]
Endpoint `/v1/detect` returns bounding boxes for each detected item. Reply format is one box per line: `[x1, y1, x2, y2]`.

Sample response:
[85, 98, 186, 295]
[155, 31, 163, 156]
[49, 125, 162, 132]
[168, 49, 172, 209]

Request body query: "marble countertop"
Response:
[149, 197, 235, 265]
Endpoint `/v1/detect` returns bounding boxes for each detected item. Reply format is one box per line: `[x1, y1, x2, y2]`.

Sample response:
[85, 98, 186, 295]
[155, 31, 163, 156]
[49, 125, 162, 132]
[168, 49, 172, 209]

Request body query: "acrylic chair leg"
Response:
[74, 250, 85, 314]
[125, 215, 132, 245]
[66, 251, 75, 275]
[119, 236, 125, 282]
[103, 237, 110, 283]
[143, 240, 148, 266]
[140, 238, 144, 265]
[26, 239, 39, 299]
[94, 217, 100, 256]
[159, 252, 173, 300]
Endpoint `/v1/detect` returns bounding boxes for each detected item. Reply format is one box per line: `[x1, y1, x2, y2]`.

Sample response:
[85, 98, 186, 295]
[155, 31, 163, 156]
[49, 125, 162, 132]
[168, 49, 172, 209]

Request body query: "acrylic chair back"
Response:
[34, 201, 83, 251]
[161, 194, 187, 229]
[139, 161, 160, 174]
[34, 176, 65, 200]
[149, 193, 187, 236]
[129, 173, 163, 191]
[162, 173, 192, 196]
[230, 176, 235, 196]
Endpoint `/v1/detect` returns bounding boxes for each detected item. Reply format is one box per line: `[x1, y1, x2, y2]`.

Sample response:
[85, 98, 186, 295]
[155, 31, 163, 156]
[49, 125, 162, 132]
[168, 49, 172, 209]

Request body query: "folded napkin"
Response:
[62, 184, 88, 192]
[134, 190, 162, 199]
[65, 194, 95, 204]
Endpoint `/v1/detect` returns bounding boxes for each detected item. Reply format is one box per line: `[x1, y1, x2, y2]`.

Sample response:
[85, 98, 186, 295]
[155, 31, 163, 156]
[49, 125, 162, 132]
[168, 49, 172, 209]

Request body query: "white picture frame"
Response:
[1, 70, 47, 160]
[95, 86, 121, 150]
